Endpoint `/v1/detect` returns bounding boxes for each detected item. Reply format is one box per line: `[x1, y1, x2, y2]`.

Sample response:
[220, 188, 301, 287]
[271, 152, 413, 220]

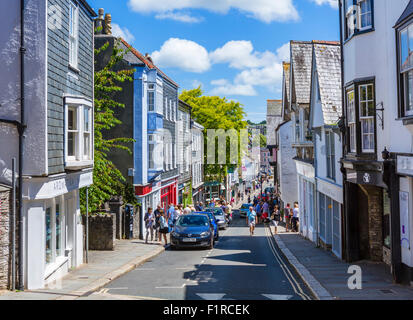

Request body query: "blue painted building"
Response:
[95, 17, 179, 232]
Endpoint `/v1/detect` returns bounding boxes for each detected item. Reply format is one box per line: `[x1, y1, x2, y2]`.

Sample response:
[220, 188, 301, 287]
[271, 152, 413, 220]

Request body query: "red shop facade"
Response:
[161, 178, 177, 211]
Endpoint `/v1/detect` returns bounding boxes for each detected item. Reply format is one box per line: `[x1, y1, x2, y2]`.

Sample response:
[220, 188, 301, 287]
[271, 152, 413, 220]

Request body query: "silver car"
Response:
[206, 208, 228, 230]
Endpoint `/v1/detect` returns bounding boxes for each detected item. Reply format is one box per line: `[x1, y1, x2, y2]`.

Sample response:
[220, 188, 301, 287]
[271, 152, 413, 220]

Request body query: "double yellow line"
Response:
[265, 227, 312, 300]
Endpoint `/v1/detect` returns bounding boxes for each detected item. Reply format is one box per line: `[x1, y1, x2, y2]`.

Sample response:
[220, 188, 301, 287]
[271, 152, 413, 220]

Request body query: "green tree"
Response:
[179, 87, 247, 183]
[80, 41, 135, 214]
[260, 134, 267, 148]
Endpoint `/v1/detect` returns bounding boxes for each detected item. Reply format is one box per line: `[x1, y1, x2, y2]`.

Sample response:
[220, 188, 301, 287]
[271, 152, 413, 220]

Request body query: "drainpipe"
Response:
[338, 0, 348, 261]
[18, 0, 27, 290]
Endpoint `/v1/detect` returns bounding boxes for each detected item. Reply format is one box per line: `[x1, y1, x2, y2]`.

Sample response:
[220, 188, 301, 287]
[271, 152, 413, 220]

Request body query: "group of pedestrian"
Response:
[143, 202, 206, 245]
[283, 202, 300, 233]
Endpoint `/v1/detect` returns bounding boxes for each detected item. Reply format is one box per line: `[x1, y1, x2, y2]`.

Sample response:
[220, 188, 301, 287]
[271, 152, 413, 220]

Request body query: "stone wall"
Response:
[84, 213, 116, 251]
[0, 189, 10, 289]
[360, 185, 383, 262]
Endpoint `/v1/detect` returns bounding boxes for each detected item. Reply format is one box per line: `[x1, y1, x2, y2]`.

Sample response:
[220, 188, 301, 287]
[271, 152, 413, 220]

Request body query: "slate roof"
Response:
[290, 41, 313, 105]
[395, 0, 413, 28]
[267, 100, 282, 117]
[313, 43, 342, 125]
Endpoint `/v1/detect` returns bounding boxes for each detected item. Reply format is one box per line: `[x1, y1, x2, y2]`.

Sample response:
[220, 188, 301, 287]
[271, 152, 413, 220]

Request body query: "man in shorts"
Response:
[246, 206, 258, 236]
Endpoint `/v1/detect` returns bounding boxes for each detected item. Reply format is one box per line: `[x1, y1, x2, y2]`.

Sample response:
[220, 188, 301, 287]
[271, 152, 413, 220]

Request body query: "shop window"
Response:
[46, 207, 52, 264]
[383, 191, 391, 248]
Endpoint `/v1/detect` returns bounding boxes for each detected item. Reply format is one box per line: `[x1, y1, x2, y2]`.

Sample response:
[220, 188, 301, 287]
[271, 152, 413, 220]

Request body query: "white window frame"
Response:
[325, 131, 336, 180]
[346, 88, 356, 153]
[148, 134, 155, 169]
[65, 97, 94, 168]
[358, 84, 375, 153]
[147, 83, 155, 112]
[69, 2, 79, 69]
[164, 97, 167, 118]
[357, 0, 372, 31]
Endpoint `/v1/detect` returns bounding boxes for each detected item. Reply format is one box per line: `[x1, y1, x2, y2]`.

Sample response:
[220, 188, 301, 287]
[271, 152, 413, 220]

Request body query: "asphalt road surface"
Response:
[82, 211, 314, 301]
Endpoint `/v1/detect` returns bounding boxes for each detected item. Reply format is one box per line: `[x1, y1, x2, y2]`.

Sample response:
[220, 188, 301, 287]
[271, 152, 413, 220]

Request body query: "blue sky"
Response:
[88, 0, 339, 123]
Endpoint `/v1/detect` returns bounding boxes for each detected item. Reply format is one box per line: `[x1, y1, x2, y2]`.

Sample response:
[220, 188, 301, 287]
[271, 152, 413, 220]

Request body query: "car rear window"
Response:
[176, 215, 209, 227]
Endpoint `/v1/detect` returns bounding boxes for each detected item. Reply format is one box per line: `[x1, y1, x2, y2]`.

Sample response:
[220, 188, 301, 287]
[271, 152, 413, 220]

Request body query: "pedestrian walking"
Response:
[292, 202, 300, 232]
[144, 207, 155, 243]
[159, 210, 169, 245]
[284, 203, 292, 232]
[154, 204, 162, 241]
[271, 205, 280, 234]
[246, 206, 258, 236]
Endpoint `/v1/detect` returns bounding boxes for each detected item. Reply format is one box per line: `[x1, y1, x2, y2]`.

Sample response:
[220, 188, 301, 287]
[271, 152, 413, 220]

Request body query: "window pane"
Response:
[56, 204, 62, 257]
[360, 101, 367, 117]
[149, 144, 154, 169]
[360, 0, 372, 28]
[68, 132, 75, 157]
[401, 29, 409, 70]
[84, 107, 90, 132]
[46, 208, 52, 264]
[409, 25, 413, 67]
[406, 71, 413, 114]
[68, 108, 77, 130]
[84, 133, 90, 158]
[148, 91, 154, 112]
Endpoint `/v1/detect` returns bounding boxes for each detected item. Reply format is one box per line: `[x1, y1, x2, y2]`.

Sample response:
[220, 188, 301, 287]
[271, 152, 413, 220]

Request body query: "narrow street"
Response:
[82, 211, 314, 301]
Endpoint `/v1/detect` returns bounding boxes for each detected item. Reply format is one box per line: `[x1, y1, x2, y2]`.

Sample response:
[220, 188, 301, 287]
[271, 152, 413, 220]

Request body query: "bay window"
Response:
[398, 22, 413, 117]
[346, 88, 356, 153]
[343, 0, 373, 40]
[65, 98, 93, 167]
[359, 84, 375, 152]
[345, 81, 376, 156]
[358, 0, 372, 30]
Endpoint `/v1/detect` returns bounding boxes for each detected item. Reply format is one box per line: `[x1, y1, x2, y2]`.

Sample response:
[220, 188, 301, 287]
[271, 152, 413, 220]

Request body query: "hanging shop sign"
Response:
[346, 170, 385, 187]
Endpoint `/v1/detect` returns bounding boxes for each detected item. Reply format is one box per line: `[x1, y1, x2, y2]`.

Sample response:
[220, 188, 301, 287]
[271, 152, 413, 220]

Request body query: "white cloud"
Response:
[155, 11, 203, 23]
[210, 79, 257, 96]
[151, 38, 211, 73]
[111, 23, 135, 43]
[310, 0, 338, 9]
[210, 40, 278, 70]
[276, 42, 290, 62]
[128, 0, 299, 23]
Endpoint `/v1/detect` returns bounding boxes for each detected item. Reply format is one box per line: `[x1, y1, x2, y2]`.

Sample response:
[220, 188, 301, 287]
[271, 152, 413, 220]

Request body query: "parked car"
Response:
[205, 207, 228, 230]
[240, 204, 251, 218]
[194, 211, 219, 241]
[170, 214, 215, 250]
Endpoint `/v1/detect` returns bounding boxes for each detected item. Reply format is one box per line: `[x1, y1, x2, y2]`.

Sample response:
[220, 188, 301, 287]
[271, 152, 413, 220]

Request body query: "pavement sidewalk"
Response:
[271, 224, 413, 300]
[0, 239, 165, 300]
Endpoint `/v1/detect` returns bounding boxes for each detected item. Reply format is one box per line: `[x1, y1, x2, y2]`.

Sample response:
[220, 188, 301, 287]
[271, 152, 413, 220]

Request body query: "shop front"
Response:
[296, 160, 315, 241]
[395, 154, 413, 283]
[317, 178, 343, 258]
[22, 169, 93, 290]
[343, 160, 393, 273]
[161, 178, 177, 210]
[192, 184, 204, 204]
[178, 182, 192, 206]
